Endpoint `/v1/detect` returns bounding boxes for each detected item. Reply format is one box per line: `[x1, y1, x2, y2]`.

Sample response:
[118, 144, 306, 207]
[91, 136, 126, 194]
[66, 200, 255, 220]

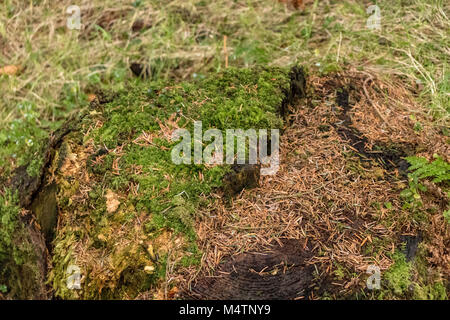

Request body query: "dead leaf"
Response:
[168, 287, 179, 299]
[105, 189, 120, 213]
[87, 93, 97, 102]
[147, 244, 156, 260]
[0, 65, 20, 76]
[144, 265, 155, 274]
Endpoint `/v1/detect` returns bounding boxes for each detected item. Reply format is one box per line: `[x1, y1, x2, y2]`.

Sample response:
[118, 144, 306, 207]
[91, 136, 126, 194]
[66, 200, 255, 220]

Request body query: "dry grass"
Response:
[1, 0, 448, 127]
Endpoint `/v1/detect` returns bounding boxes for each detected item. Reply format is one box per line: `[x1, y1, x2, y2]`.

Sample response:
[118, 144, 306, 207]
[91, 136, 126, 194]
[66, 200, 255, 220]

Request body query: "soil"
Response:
[280, 65, 307, 118]
[223, 164, 261, 197]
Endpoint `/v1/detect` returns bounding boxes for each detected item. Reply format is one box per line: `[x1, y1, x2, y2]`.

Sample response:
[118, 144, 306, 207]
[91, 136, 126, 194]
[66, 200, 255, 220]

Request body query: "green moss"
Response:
[0, 102, 53, 180]
[413, 282, 448, 300]
[411, 245, 448, 300]
[332, 262, 347, 281]
[384, 252, 412, 297]
[93, 66, 288, 148]
[379, 247, 448, 300]
[0, 189, 44, 299]
[0, 191, 20, 262]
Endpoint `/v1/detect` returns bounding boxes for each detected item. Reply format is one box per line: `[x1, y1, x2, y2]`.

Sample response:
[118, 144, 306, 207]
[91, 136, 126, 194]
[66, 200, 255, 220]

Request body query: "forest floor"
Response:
[0, 0, 449, 299]
[181, 69, 449, 300]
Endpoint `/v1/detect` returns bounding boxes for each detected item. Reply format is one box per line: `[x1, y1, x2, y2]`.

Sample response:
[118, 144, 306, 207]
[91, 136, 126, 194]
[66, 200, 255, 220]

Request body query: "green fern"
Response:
[402, 155, 450, 222]
[406, 155, 450, 184]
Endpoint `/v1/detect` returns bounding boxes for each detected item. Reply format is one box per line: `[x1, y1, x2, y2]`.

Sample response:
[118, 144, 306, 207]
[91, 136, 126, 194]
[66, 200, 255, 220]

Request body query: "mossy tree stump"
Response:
[1, 66, 306, 299]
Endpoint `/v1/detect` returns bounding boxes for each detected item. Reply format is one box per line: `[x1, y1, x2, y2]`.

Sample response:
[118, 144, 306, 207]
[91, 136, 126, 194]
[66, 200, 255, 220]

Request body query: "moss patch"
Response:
[0, 190, 47, 299]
